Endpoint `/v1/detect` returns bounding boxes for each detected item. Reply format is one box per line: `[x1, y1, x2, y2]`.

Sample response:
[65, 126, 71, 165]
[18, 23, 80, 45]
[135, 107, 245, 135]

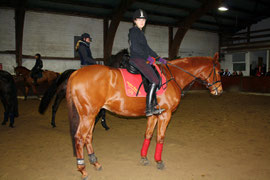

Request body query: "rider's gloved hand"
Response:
[158, 57, 167, 64]
[147, 56, 156, 65]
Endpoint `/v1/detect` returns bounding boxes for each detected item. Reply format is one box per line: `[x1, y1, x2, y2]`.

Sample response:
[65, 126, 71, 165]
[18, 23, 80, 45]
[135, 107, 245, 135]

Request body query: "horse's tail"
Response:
[66, 72, 80, 156]
[38, 69, 76, 114]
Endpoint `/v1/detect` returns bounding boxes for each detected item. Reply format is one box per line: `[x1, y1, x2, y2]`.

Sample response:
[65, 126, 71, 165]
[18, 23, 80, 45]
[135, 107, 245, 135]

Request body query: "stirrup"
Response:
[146, 108, 165, 117]
[152, 108, 165, 115]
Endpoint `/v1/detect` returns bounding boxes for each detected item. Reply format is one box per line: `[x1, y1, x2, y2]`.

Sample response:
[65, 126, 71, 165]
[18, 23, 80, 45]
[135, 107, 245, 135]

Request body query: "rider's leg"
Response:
[146, 83, 165, 116]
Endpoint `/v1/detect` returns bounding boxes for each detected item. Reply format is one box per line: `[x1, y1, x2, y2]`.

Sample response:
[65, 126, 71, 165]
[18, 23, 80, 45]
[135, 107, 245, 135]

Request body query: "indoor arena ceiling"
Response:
[1, 0, 270, 34]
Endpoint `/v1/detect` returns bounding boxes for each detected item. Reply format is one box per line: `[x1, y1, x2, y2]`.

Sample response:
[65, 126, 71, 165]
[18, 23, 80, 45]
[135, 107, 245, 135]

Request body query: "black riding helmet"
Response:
[133, 9, 147, 20]
[81, 33, 92, 41]
[35, 53, 41, 59]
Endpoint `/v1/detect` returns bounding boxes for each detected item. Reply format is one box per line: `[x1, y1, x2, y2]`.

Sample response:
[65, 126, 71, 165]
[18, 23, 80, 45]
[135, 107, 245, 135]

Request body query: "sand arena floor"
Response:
[0, 91, 270, 180]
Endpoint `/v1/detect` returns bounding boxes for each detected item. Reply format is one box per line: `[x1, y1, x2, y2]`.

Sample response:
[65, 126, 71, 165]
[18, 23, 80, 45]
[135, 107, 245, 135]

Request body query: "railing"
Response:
[220, 28, 270, 52]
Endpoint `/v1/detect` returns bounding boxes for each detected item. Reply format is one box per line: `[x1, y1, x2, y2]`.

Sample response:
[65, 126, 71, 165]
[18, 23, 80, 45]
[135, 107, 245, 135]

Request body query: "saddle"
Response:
[120, 62, 166, 97]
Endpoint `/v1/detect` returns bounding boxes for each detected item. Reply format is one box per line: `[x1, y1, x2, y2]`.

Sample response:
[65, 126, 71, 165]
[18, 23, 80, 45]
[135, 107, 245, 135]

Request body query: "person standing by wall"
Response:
[75, 33, 96, 67]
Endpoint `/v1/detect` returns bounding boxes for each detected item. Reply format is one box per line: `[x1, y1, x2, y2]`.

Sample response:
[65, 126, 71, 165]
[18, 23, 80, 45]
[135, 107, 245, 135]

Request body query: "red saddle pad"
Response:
[119, 64, 167, 97]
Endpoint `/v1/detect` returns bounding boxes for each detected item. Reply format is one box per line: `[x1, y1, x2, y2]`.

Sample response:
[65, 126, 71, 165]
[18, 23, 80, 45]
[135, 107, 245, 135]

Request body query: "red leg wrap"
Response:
[141, 139, 151, 157]
[154, 143, 163, 162]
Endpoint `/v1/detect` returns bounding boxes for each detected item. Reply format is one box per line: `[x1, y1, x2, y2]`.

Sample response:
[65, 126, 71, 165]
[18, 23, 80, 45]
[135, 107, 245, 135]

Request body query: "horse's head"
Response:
[198, 52, 223, 96]
[169, 53, 223, 96]
[14, 66, 30, 77]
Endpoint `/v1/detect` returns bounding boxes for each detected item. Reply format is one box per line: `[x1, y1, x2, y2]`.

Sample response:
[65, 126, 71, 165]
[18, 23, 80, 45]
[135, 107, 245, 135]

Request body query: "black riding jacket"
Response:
[128, 26, 158, 60]
[78, 41, 96, 65]
[31, 58, 43, 72]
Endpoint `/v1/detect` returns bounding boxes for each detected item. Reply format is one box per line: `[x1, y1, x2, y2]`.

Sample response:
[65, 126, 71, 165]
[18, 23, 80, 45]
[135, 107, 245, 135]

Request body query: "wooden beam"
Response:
[15, 0, 27, 66]
[168, 26, 173, 58]
[103, 18, 108, 59]
[103, 0, 135, 59]
[169, 0, 221, 59]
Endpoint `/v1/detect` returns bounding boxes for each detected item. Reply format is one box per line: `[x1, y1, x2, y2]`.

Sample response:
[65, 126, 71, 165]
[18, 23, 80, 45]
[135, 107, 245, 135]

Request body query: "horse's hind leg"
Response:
[74, 123, 90, 179]
[141, 115, 158, 165]
[9, 113, 15, 128]
[75, 115, 100, 179]
[2, 112, 8, 125]
[1, 100, 8, 125]
[85, 122, 102, 171]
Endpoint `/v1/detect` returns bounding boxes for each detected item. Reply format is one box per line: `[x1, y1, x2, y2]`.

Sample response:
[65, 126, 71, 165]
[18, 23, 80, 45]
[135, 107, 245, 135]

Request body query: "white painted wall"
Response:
[178, 29, 219, 57]
[0, 9, 16, 72]
[0, 8, 219, 74]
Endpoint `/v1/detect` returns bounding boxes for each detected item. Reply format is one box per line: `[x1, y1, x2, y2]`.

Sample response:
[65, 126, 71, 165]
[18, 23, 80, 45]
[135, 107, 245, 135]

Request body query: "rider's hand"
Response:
[147, 57, 156, 65]
[158, 57, 167, 64]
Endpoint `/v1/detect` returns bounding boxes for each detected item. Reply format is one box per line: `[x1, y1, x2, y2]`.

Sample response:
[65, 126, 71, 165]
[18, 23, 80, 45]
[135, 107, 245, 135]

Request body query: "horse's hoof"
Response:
[82, 175, 88, 180]
[156, 161, 165, 170]
[140, 157, 149, 166]
[9, 124, 14, 128]
[95, 165, 102, 171]
[94, 162, 102, 171]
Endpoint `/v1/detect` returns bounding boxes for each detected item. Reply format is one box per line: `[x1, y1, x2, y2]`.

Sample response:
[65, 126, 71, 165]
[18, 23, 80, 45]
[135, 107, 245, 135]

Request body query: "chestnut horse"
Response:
[14, 66, 59, 99]
[66, 53, 223, 179]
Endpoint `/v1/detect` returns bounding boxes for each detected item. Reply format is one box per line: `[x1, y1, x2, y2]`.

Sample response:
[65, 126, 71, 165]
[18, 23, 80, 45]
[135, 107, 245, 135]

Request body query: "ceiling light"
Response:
[218, 2, 229, 11]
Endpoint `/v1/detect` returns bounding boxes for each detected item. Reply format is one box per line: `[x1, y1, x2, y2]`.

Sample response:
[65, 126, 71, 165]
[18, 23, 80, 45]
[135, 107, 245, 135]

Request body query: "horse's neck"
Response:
[18, 67, 30, 75]
[169, 58, 209, 89]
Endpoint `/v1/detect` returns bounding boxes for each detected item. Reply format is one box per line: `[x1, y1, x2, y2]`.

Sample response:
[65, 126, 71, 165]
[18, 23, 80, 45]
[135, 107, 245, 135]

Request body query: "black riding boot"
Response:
[145, 83, 165, 117]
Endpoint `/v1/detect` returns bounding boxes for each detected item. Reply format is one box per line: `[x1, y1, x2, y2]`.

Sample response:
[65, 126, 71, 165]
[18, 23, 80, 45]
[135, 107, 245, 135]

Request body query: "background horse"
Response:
[105, 48, 129, 68]
[38, 69, 109, 130]
[0, 70, 18, 128]
[66, 53, 223, 179]
[38, 49, 129, 128]
[14, 66, 59, 100]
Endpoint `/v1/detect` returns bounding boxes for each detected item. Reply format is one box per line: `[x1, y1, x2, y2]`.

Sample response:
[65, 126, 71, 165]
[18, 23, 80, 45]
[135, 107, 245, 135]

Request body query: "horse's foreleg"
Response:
[140, 115, 158, 165]
[24, 86, 29, 100]
[155, 111, 171, 170]
[95, 108, 109, 130]
[31, 85, 40, 99]
[85, 117, 102, 171]
[9, 113, 14, 128]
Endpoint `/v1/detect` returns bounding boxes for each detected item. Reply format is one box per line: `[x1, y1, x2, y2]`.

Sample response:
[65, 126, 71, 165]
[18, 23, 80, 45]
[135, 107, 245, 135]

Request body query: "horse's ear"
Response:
[213, 52, 219, 62]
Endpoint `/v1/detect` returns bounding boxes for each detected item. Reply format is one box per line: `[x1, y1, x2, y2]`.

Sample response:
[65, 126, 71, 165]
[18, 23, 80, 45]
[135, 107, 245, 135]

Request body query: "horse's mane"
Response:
[170, 54, 220, 70]
[115, 48, 129, 56]
[15, 66, 30, 71]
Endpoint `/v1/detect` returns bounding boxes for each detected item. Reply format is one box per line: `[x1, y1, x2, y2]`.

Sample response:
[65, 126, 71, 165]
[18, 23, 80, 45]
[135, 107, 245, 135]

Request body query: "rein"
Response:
[163, 61, 221, 96]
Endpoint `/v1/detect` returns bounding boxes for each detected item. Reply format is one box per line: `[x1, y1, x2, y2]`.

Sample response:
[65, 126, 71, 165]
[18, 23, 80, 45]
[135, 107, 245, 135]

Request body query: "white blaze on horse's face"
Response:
[209, 67, 223, 96]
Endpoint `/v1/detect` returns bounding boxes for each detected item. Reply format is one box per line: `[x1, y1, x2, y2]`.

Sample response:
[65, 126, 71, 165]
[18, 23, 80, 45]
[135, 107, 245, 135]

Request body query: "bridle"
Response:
[162, 61, 222, 96]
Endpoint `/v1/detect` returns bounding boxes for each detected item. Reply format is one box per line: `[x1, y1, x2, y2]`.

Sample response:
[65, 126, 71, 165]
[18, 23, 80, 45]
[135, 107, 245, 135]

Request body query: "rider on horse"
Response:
[128, 9, 167, 116]
[76, 33, 96, 67]
[31, 53, 43, 85]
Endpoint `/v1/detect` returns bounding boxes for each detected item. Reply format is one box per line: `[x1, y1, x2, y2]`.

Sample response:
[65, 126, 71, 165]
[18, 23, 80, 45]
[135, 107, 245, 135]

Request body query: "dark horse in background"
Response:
[0, 70, 19, 128]
[38, 49, 129, 129]
[14, 66, 59, 100]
